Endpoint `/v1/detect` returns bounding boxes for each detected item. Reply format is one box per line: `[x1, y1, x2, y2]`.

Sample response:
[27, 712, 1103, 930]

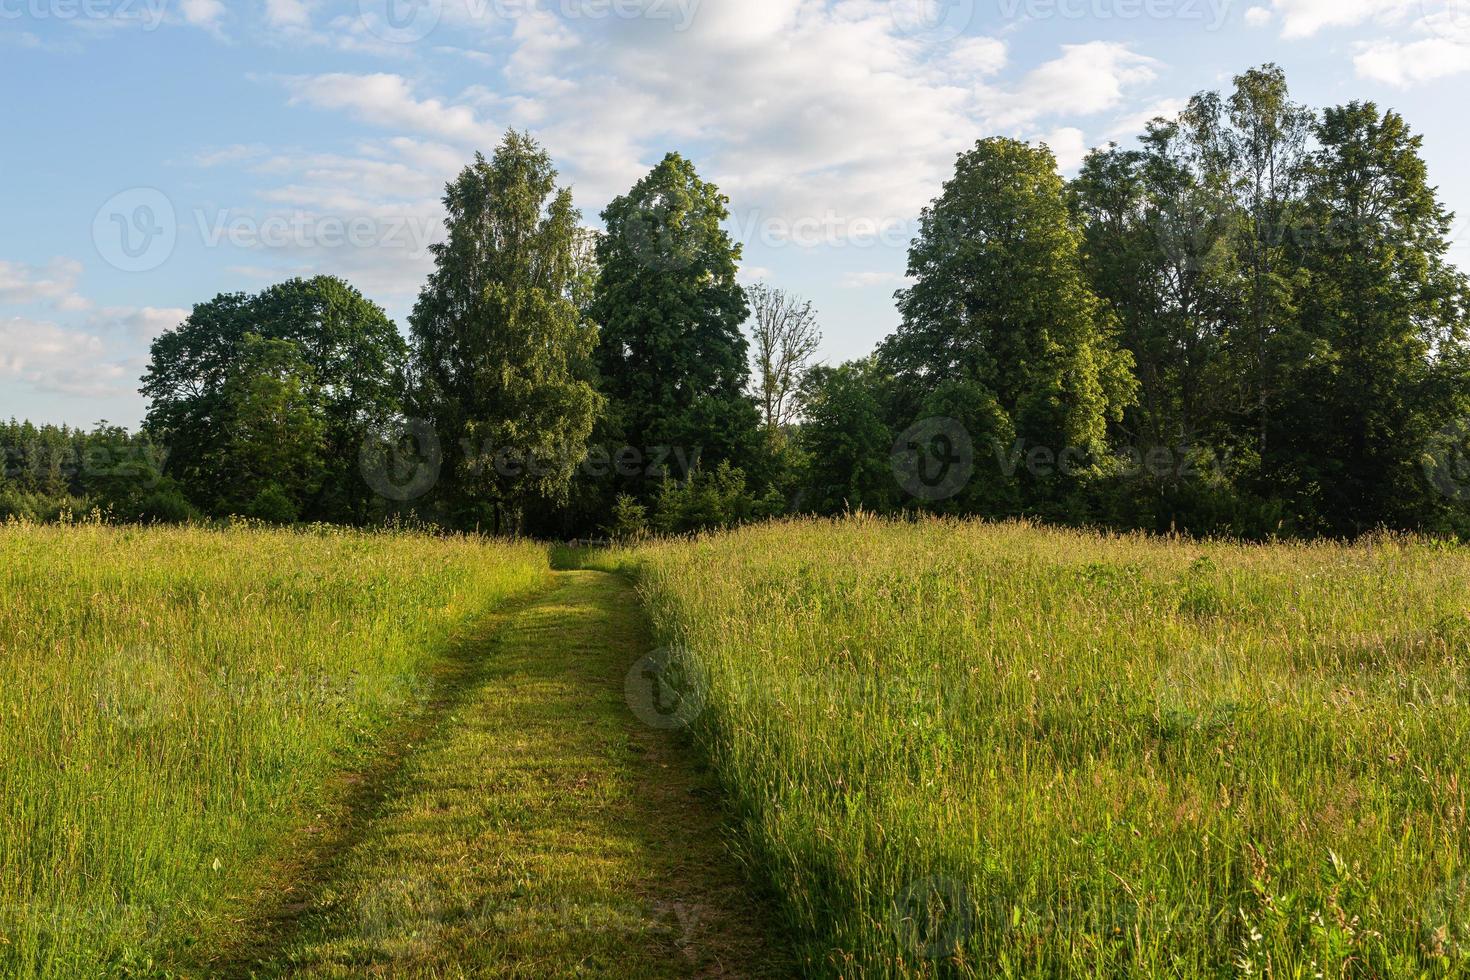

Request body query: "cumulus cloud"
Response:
[264, 0, 312, 30]
[0, 303, 190, 401]
[1355, 37, 1470, 86]
[1259, 0, 1413, 39]
[179, 0, 226, 31]
[261, 5, 1162, 253]
[0, 317, 131, 397]
[279, 73, 501, 146]
[984, 43, 1160, 127]
[1041, 127, 1089, 172]
[0, 259, 88, 311]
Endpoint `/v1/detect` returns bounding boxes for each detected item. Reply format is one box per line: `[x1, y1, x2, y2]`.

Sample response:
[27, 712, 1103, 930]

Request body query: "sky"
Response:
[2, 0, 1469, 428]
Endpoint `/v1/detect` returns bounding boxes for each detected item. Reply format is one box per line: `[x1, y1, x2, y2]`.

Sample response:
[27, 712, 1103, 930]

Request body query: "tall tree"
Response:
[1072, 123, 1238, 454]
[882, 137, 1137, 502]
[593, 152, 761, 494]
[746, 284, 822, 445]
[142, 276, 406, 522]
[1181, 65, 1313, 466]
[1282, 102, 1470, 533]
[410, 131, 603, 532]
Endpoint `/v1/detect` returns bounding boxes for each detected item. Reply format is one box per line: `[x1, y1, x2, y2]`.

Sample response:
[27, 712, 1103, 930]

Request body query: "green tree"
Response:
[881, 137, 1136, 505]
[796, 360, 900, 515]
[1282, 102, 1470, 534]
[210, 335, 328, 522]
[593, 153, 761, 495]
[409, 131, 603, 533]
[142, 276, 406, 522]
[1072, 123, 1237, 453]
[1174, 66, 1313, 470]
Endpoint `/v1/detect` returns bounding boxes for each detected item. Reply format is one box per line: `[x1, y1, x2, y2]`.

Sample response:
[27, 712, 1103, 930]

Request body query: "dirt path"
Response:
[213, 570, 790, 979]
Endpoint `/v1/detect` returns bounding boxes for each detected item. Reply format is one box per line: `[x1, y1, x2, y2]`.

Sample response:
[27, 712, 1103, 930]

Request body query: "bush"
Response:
[243, 485, 299, 525]
[604, 494, 649, 542]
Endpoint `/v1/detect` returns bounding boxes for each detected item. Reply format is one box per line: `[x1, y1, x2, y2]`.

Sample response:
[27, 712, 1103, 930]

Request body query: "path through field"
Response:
[201, 570, 789, 979]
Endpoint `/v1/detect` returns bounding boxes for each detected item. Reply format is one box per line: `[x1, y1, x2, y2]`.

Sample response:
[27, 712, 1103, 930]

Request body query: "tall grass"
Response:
[0, 520, 549, 978]
[615, 516, 1470, 977]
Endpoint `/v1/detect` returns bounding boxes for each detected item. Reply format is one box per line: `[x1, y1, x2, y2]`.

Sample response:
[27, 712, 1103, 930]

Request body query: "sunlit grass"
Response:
[0, 519, 549, 978]
[608, 516, 1470, 978]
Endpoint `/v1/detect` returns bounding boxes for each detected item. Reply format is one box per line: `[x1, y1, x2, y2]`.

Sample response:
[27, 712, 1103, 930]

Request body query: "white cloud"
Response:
[1042, 127, 1089, 172]
[0, 303, 188, 401]
[1102, 98, 1188, 145]
[1355, 37, 1470, 86]
[984, 42, 1160, 128]
[279, 73, 500, 146]
[0, 317, 130, 398]
[264, 0, 312, 30]
[0, 258, 88, 310]
[1245, 6, 1273, 27]
[179, 0, 226, 31]
[946, 36, 1009, 76]
[1262, 0, 1413, 39]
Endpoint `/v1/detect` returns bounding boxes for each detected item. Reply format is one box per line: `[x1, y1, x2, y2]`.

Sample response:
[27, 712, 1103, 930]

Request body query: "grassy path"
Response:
[216, 570, 788, 979]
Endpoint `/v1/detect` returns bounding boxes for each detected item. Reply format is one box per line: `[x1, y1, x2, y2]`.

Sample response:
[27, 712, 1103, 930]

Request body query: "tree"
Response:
[746, 284, 822, 446]
[142, 276, 407, 522]
[593, 152, 762, 497]
[1072, 124, 1237, 454]
[1174, 66, 1314, 468]
[1281, 102, 1470, 534]
[211, 335, 328, 522]
[797, 360, 900, 515]
[882, 137, 1137, 504]
[409, 131, 603, 533]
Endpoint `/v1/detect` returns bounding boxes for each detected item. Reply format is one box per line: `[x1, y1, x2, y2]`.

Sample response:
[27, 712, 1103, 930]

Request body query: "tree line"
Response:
[5, 64, 1469, 539]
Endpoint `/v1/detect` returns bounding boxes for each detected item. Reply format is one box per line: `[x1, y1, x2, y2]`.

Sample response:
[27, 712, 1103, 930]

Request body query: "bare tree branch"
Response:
[746, 284, 822, 441]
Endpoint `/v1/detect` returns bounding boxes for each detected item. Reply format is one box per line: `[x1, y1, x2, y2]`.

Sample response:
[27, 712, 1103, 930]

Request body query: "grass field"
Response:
[607, 516, 1470, 977]
[8, 516, 1470, 978]
[0, 520, 549, 978]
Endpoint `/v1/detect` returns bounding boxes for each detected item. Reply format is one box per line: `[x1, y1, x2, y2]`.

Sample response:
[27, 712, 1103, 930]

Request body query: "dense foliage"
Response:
[13, 65, 1470, 539]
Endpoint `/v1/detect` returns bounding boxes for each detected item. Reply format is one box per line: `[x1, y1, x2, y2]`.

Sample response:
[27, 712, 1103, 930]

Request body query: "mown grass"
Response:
[235, 571, 790, 978]
[0, 520, 549, 978]
[605, 516, 1470, 978]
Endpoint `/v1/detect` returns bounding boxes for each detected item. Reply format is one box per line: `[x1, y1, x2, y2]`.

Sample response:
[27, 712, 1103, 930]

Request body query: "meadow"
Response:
[6, 515, 1470, 978]
[607, 517, 1470, 977]
[0, 520, 549, 978]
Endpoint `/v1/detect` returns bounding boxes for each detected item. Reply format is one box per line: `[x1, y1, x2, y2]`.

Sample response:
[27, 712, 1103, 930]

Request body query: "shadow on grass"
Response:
[172, 587, 552, 979]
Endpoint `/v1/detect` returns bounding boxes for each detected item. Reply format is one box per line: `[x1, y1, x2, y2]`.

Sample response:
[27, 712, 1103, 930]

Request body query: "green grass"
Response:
[218, 570, 790, 978]
[0, 520, 549, 978]
[606, 516, 1470, 978]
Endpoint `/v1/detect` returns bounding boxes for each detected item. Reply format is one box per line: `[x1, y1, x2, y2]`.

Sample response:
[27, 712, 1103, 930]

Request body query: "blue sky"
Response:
[3, 0, 1468, 428]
